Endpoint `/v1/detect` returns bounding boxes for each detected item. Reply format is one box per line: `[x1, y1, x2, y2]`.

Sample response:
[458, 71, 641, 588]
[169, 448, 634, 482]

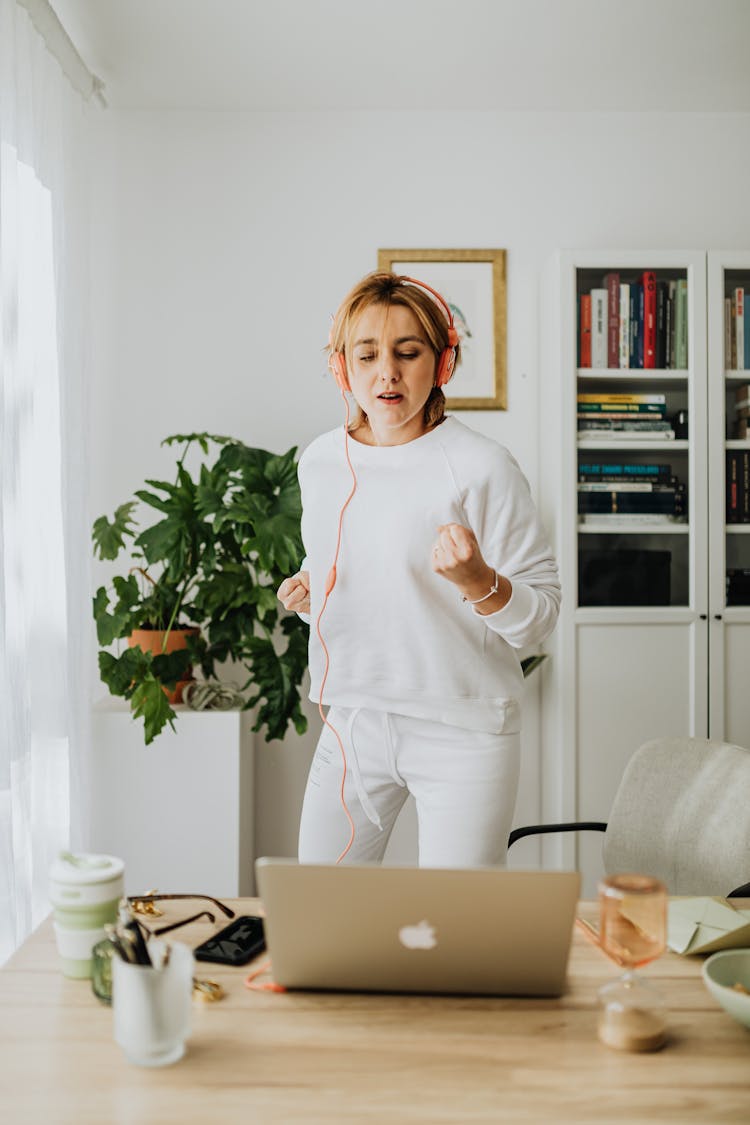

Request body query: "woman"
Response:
[278, 270, 560, 867]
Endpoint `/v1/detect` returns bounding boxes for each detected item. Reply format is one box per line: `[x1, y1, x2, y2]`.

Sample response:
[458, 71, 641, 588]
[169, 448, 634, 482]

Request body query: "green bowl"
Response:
[702, 949, 750, 1029]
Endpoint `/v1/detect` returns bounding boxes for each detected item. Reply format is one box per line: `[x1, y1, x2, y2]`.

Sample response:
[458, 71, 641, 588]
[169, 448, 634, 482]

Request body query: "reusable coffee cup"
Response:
[49, 851, 125, 979]
[113, 940, 194, 1067]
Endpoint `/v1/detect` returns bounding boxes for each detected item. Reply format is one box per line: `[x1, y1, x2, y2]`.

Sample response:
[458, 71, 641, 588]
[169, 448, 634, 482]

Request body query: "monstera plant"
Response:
[92, 432, 308, 745]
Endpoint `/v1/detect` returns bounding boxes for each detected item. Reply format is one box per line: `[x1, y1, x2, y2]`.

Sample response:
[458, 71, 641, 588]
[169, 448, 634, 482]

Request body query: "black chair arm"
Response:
[508, 821, 608, 848]
[728, 881, 750, 898]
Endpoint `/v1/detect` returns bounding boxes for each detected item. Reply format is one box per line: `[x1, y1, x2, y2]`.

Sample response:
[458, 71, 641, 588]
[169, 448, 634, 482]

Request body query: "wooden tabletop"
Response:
[1, 898, 748, 1124]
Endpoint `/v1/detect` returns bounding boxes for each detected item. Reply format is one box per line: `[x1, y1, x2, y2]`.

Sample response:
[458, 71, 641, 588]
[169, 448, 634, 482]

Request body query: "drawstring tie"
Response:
[346, 708, 382, 830]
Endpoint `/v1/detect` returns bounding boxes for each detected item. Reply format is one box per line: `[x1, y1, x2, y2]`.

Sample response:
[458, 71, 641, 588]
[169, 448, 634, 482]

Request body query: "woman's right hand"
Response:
[277, 570, 311, 615]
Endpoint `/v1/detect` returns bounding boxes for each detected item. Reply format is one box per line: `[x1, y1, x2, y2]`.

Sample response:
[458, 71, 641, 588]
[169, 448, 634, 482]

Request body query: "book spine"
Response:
[735, 287, 745, 371]
[577, 430, 675, 441]
[577, 402, 665, 413]
[590, 289, 607, 368]
[578, 512, 684, 525]
[580, 293, 592, 368]
[578, 481, 662, 492]
[619, 282, 630, 368]
[577, 413, 667, 422]
[655, 280, 668, 369]
[577, 392, 666, 404]
[578, 418, 673, 429]
[578, 492, 685, 514]
[604, 272, 620, 368]
[665, 282, 674, 368]
[674, 279, 688, 369]
[579, 466, 671, 477]
[642, 270, 657, 368]
[577, 462, 672, 478]
[744, 450, 750, 522]
[634, 283, 647, 366]
[727, 451, 739, 523]
[746, 303, 750, 371]
[725, 296, 733, 370]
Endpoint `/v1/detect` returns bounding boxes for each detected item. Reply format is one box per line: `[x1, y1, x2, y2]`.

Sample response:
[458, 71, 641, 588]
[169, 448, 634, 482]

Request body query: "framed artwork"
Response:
[377, 248, 507, 410]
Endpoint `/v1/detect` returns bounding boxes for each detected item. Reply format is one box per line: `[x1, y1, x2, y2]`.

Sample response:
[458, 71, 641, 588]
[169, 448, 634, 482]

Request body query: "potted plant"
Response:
[92, 432, 309, 745]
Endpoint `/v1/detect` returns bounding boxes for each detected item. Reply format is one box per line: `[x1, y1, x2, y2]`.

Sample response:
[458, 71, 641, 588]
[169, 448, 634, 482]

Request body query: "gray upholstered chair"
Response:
[509, 737, 750, 897]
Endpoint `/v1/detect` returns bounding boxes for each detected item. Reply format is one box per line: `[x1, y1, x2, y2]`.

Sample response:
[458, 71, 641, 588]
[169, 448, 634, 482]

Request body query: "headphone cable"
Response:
[314, 388, 359, 862]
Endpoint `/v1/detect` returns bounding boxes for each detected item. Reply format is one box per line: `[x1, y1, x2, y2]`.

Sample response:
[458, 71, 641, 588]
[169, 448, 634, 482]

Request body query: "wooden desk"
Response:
[1, 899, 748, 1124]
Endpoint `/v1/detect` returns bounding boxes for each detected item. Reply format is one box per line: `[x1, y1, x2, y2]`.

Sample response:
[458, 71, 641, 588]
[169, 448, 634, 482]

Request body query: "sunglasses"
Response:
[128, 893, 236, 936]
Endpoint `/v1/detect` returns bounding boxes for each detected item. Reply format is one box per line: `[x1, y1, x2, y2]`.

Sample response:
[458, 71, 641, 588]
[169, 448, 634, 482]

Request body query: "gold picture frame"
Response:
[377, 248, 507, 410]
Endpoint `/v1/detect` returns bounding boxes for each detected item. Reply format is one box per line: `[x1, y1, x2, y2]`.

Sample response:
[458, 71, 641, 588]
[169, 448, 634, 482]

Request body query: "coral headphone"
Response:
[328, 275, 459, 392]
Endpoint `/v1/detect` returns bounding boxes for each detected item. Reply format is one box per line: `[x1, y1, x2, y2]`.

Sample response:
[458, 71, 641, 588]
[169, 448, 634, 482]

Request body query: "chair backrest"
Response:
[602, 737, 750, 896]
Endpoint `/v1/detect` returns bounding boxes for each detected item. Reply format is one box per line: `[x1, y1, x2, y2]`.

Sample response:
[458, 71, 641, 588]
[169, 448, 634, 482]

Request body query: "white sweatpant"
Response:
[298, 707, 521, 868]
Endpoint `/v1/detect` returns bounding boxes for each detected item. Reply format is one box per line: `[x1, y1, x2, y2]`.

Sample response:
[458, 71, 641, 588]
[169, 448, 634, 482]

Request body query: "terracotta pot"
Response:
[127, 628, 200, 703]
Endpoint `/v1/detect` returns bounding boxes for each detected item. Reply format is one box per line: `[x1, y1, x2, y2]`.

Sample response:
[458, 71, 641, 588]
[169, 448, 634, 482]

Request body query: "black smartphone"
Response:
[193, 915, 266, 966]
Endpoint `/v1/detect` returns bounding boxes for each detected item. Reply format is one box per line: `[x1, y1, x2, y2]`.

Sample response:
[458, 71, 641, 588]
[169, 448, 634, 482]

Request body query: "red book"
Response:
[580, 293, 592, 367]
[642, 270, 657, 368]
[603, 272, 620, 368]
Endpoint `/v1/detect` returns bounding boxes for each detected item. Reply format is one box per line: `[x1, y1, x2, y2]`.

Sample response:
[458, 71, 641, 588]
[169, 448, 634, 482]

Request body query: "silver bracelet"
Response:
[461, 572, 500, 605]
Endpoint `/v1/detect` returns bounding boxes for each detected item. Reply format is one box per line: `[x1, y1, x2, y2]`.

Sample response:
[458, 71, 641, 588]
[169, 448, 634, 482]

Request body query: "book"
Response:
[578, 492, 685, 515]
[655, 280, 668, 369]
[577, 419, 674, 431]
[665, 281, 674, 368]
[746, 300, 750, 371]
[590, 289, 607, 368]
[577, 400, 665, 413]
[619, 282, 630, 368]
[578, 513, 686, 526]
[580, 293, 592, 367]
[674, 279, 688, 369]
[727, 450, 740, 523]
[578, 429, 676, 442]
[578, 461, 674, 481]
[634, 282, 644, 369]
[735, 288, 745, 371]
[604, 272, 620, 368]
[578, 481, 673, 492]
[642, 271, 657, 368]
[725, 297, 733, 370]
[577, 392, 666, 404]
[577, 414, 667, 424]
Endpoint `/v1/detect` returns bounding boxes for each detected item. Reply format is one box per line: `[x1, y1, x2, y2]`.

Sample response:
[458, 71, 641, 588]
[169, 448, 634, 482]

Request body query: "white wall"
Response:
[89, 108, 750, 862]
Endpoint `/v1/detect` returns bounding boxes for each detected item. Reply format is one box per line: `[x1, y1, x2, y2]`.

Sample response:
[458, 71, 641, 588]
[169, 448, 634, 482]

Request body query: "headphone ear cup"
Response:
[330, 352, 350, 393]
[435, 347, 456, 388]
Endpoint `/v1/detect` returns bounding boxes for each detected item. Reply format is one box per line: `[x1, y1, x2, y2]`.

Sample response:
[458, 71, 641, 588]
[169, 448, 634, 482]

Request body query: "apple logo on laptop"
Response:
[398, 919, 437, 950]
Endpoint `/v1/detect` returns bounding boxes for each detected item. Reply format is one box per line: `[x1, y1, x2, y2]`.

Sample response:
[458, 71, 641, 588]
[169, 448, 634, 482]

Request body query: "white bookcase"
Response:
[707, 252, 750, 744]
[540, 250, 750, 894]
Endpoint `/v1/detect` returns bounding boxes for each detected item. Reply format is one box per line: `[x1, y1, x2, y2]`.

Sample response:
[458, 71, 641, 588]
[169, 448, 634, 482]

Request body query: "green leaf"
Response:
[163, 432, 232, 451]
[151, 647, 192, 687]
[98, 646, 150, 698]
[92, 502, 138, 560]
[243, 624, 308, 742]
[521, 654, 548, 678]
[130, 675, 177, 744]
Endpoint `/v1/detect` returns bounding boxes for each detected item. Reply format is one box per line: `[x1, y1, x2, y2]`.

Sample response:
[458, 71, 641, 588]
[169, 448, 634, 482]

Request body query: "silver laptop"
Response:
[255, 858, 580, 997]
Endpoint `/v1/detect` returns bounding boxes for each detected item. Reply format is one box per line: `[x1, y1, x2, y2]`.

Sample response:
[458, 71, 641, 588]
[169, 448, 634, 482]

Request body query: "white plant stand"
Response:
[89, 700, 256, 897]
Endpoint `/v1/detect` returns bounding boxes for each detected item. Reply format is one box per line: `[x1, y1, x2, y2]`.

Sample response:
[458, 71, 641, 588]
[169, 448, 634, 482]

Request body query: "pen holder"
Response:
[112, 940, 193, 1067]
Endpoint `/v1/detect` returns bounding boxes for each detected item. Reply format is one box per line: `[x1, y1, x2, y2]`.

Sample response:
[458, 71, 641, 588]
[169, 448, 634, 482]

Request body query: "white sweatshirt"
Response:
[298, 416, 560, 735]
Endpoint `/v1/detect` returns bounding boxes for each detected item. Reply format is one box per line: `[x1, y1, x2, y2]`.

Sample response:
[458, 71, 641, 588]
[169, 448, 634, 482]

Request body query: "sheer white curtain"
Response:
[0, 0, 94, 963]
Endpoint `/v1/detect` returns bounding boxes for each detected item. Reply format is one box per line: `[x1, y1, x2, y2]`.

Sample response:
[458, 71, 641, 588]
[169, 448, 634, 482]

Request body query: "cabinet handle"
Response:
[699, 614, 708, 620]
[714, 614, 723, 621]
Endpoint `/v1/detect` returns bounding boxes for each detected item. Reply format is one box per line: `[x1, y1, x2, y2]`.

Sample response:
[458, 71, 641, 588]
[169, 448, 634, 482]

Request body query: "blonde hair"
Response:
[328, 271, 460, 432]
